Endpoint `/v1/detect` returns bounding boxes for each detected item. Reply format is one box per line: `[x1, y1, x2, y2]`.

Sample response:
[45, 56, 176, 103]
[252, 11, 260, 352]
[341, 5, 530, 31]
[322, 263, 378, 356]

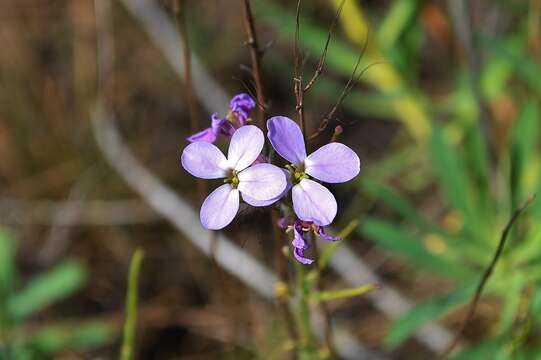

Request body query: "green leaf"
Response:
[378, 0, 420, 49]
[361, 179, 443, 235]
[430, 125, 477, 230]
[7, 261, 86, 321]
[314, 284, 377, 302]
[385, 286, 473, 347]
[121, 248, 144, 360]
[511, 100, 539, 208]
[0, 229, 16, 335]
[26, 321, 113, 355]
[360, 217, 471, 279]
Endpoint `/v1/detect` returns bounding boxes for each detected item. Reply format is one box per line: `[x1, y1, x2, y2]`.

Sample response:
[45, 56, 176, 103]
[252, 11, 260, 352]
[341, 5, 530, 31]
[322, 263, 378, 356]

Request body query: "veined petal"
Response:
[305, 143, 360, 183]
[267, 116, 307, 166]
[227, 125, 264, 171]
[181, 142, 229, 179]
[187, 127, 217, 143]
[237, 164, 286, 201]
[292, 179, 337, 226]
[294, 247, 314, 265]
[200, 184, 239, 230]
[242, 168, 291, 206]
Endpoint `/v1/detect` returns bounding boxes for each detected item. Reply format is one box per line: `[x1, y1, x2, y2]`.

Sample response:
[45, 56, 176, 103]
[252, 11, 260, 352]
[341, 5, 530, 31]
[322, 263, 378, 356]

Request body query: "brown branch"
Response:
[240, 0, 267, 128]
[172, 0, 206, 201]
[440, 195, 536, 359]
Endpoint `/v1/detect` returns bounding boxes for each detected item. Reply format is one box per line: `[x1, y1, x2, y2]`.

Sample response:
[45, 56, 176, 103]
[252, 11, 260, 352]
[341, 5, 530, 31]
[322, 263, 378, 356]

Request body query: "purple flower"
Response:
[267, 116, 360, 226]
[187, 93, 256, 143]
[229, 93, 256, 125]
[279, 217, 342, 265]
[182, 125, 287, 230]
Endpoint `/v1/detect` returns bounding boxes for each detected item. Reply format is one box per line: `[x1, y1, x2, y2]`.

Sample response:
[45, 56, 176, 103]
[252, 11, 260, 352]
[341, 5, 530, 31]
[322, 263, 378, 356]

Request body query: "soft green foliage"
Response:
[253, 0, 541, 356]
[0, 228, 112, 358]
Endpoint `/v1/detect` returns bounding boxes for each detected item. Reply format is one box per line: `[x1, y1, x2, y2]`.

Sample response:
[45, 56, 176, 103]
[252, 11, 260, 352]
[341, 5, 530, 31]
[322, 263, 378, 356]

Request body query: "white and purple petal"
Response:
[186, 127, 218, 143]
[237, 163, 286, 201]
[227, 125, 264, 171]
[267, 116, 307, 166]
[318, 226, 341, 241]
[181, 141, 229, 179]
[241, 168, 291, 206]
[200, 184, 240, 230]
[305, 143, 360, 183]
[292, 179, 337, 226]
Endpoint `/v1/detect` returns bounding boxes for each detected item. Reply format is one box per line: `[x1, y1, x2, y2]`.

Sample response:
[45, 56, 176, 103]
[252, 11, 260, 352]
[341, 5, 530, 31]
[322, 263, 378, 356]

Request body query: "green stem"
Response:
[120, 248, 144, 360]
[295, 258, 317, 358]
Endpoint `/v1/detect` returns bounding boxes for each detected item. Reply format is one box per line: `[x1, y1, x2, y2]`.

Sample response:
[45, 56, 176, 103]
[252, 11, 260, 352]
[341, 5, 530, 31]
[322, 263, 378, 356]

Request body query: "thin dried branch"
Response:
[440, 196, 536, 359]
[303, 0, 345, 93]
[240, 0, 267, 128]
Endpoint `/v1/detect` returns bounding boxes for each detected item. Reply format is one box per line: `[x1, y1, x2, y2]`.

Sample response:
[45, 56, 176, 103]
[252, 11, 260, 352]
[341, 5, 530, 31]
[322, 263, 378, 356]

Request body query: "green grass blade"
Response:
[7, 261, 86, 322]
[360, 217, 471, 279]
[385, 285, 473, 347]
[314, 284, 377, 302]
[120, 248, 144, 360]
[378, 0, 420, 49]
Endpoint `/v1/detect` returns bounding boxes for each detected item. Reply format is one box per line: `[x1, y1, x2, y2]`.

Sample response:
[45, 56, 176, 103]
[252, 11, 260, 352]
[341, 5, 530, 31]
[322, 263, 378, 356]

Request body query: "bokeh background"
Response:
[1, 0, 541, 359]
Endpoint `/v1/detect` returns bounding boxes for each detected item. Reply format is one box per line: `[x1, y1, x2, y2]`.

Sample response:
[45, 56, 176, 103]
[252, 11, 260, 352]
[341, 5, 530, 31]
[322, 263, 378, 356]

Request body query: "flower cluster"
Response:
[181, 94, 360, 264]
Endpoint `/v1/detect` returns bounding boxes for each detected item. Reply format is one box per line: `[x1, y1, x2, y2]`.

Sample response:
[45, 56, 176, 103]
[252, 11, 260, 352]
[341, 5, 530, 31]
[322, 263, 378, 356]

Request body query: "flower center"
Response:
[224, 169, 240, 188]
[285, 164, 309, 185]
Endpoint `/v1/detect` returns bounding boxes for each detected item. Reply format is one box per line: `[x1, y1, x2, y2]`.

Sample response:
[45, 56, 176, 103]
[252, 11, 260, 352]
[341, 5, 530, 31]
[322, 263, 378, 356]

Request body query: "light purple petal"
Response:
[267, 116, 307, 166]
[211, 113, 236, 137]
[294, 247, 314, 265]
[241, 168, 291, 206]
[200, 184, 239, 230]
[318, 226, 341, 241]
[227, 125, 264, 171]
[187, 127, 217, 143]
[181, 142, 229, 179]
[292, 179, 337, 226]
[305, 143, 361, 183]
[230, 93, 256, 125]
[237, 163, 286, 201]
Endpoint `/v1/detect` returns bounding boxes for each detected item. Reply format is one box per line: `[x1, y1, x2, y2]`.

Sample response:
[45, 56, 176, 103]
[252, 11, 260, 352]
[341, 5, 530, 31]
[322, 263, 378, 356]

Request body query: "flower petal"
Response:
[318, 226, 341, 241]
[181, 142, 229, 179]
[241, 168, 291, 206]
[237, 164, 286, 201]
[200, 184, 239, 230]
[267, 116, 307, 165]
[230, 93, 256, 125]
[211, 113, 236, 137]
[292, 179, 337, 226]
[227, 125, 264, 171]
[187, 127, 217, 143]
[294, 247, 314, 265]
[305, 143, 360, 183]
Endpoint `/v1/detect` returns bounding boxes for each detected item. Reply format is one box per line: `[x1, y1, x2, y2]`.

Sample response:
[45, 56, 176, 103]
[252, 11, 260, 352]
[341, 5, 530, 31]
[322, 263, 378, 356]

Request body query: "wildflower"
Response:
[187, 93, 256, 143]
[279, 217, 341, 265]
[267, 116, 360, 226]
[181, 125, 286, 229]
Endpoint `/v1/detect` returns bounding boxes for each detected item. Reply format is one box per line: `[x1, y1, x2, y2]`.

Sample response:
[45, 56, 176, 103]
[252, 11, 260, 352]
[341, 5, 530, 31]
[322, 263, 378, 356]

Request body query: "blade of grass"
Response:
[120, 248, 144, 360]
[7, 261, 86, 322]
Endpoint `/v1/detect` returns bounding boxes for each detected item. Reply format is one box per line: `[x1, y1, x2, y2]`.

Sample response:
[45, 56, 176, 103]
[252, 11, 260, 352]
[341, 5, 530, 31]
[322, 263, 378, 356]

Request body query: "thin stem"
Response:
[440, 196, 536, 359]
[295, 258, 316, 357]
[121, 248, 144, 360]
[312, 240, 337, 358]
[173, 0, 206, 201]
[240, 0, 267, 128]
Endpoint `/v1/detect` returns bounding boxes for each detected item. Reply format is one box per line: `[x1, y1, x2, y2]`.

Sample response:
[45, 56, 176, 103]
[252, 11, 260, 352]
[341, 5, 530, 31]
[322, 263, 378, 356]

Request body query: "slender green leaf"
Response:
[0, 230, 15, 336]
[121, 248, 144, 360]
[385, 286, 473, 347]
[511, 100, 539, 208]
[360, 218, 471, 279]
[314, 284, 377, 302]
[378, 0, 420, 49]
[7, 261, 86, 321]
[26, 321, 113, 355]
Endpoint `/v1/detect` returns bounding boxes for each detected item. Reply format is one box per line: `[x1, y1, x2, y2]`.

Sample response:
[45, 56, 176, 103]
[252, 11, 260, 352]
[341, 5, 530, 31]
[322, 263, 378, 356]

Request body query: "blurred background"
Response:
[1, 0, 541, 359]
